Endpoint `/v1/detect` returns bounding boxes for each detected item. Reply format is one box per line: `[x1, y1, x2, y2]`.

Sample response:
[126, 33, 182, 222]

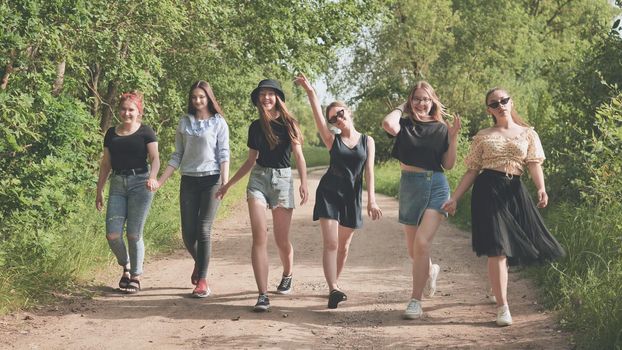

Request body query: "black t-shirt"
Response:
[247, 118, 292, 168]
[390, 117, 448, 172]
[104, 124, 157, 170]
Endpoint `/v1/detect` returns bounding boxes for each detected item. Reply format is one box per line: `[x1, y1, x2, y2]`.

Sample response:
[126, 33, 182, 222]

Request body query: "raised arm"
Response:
[215, 148, 258, 200]
[364, 136, 382, 220]
[382, 102, 406, 136]
[295, 73, 334, 149]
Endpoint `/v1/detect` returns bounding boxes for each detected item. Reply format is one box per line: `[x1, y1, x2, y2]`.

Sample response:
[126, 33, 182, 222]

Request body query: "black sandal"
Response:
[118, 267, 131, 289]
[125, 278, 141, 294]
[328, 289, 347, 309]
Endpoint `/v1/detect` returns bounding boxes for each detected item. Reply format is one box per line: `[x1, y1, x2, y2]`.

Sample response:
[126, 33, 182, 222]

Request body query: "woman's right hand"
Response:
[441, 198, 457, 216]
[215, 183, 229, 200]
[294, 73, 313, 92]
[96, 192, 104, 212]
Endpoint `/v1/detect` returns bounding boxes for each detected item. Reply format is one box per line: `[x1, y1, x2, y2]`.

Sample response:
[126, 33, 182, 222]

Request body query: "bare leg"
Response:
[320, 219, 340, 291]
[272, 207, 294, 277]
[407, 210, 443, 300]
[248, 199, 269, 294]
[336, 225, 355, 280]
[488, 256, 509, 306]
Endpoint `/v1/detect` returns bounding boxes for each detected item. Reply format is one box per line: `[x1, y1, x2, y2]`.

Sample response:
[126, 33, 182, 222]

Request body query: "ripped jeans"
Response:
[105, 173, 154, 276]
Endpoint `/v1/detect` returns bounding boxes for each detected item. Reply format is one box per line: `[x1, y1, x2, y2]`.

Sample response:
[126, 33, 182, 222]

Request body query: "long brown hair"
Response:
[187, 80, 224, 117]
[258, 94, 303, 150]
[485, 88, 529, 126]
[406, 81, 447, 123]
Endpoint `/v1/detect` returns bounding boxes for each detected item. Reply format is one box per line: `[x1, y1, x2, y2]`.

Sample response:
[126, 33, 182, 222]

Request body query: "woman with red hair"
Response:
[96, 91, 160, 294]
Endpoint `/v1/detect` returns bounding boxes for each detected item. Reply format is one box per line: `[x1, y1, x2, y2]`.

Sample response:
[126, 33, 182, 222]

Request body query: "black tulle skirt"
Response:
[471, 169, 565, 266]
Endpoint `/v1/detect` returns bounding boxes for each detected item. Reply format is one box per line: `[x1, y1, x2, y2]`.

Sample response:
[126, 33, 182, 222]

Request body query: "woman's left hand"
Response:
[537, 189, 548, 208]
[367, 202, 382, 220]
[299, 184, 308, 205]
[448, 114, 461, 140]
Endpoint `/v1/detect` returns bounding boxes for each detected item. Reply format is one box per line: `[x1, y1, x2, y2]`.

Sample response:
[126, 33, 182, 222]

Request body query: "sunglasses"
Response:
[328, 109, 346, 124]
[487, 97, 511, 109]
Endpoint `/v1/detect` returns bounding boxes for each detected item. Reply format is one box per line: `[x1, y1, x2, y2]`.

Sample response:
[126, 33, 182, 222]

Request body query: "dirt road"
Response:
[0, 168, 571, 349]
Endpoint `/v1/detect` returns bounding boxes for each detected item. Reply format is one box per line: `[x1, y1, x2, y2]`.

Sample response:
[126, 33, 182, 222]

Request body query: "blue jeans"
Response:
[180, 175, 221, 279]
[106, 173, 154, 276]
[398, 170, 449, 226]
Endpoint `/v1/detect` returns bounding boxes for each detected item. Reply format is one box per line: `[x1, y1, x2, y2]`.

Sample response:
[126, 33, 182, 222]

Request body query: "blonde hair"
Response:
[406, 81, 447, 123]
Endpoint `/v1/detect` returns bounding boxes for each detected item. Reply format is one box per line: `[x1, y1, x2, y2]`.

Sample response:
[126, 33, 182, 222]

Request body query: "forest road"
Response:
[0, 168, 571, 349]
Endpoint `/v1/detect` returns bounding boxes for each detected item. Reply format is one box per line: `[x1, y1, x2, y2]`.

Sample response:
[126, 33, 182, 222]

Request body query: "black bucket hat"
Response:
[250, 79, 285, 106]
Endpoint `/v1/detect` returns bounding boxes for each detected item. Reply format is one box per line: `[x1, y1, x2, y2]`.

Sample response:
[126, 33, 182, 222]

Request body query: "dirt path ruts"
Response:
[0, 168, 571, 349]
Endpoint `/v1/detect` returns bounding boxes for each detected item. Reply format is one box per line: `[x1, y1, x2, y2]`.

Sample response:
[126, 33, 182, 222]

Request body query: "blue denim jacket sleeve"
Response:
[217, 118, 230, 164]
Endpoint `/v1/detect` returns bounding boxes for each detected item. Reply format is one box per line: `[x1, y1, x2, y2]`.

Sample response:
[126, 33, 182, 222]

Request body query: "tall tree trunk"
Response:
[88, 63, 100, 119]
[100, 80, 118, 132]
[1, 49, 15, 90]
[0, 62, 13, 90]
[52, 60, 66, 96]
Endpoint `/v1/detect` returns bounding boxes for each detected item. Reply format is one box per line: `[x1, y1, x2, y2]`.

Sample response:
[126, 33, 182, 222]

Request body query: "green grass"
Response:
[0, 145, 329, 315]
[293, 143, 330, 168]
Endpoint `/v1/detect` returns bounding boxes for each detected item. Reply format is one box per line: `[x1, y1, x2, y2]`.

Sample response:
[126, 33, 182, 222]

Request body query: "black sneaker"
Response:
[276, 275, 293, 294]
[253, 294, 270, 312]
[328, 289, 347, 309]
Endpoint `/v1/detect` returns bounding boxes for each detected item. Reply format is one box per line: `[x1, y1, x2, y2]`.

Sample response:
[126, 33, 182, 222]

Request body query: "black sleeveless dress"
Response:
[313, 134, 368, 229]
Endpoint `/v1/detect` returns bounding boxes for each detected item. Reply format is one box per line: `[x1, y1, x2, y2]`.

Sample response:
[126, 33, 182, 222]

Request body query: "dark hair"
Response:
[257, 93, 303, 150]
[187, 80, 224, 117]
[485, 87, 529, 127]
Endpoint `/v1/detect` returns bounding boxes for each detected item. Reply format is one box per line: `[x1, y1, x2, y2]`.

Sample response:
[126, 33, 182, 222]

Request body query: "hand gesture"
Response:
[441, 198, 457, 216]
[447, 114, 461, 140]
[299, 183, 309, 205]
[537, 189, 548, 208]
[367, 202, 383, 220]
[294, 73, 313, 92]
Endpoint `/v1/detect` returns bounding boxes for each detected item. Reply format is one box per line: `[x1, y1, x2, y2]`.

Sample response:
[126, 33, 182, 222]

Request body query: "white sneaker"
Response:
[403, 299, 423, 319]
[496, 305, 513, 326]
[424, 264, 440, 297]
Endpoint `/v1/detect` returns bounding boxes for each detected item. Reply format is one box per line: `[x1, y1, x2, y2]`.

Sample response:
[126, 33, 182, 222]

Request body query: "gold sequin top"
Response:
[464, 127, 545, 175]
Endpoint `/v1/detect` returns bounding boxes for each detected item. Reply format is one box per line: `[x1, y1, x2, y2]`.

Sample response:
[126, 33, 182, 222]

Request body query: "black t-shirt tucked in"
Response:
[247, 118, 292, 168]
[390, 117, 448, 172]
[104, 124, 157, 171]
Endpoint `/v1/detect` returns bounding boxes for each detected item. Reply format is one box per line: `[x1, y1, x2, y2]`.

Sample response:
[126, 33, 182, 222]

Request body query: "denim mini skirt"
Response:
[398, 170, 449, 226]
[247, 164, 295, 209]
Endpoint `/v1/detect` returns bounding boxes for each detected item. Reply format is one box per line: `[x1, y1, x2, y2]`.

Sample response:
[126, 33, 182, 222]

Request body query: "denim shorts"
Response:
[398, 170, 449, 226]
[247, 165, 295, 209]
